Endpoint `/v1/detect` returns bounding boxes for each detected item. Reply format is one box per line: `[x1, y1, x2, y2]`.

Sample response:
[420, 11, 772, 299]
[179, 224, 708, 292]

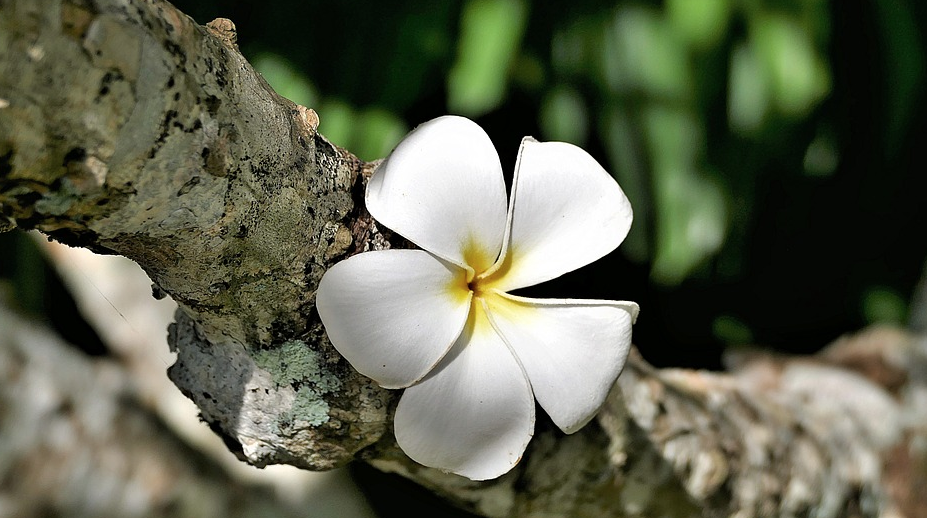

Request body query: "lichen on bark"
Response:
[253, 339, 343, 429]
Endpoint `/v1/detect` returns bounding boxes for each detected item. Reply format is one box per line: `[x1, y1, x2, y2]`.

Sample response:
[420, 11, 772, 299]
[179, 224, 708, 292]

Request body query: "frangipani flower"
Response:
[316, 116, 638, 480]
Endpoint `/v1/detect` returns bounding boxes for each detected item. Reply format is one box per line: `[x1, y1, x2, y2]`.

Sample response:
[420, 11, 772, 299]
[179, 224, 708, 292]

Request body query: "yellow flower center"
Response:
[449, 239, 519, 334]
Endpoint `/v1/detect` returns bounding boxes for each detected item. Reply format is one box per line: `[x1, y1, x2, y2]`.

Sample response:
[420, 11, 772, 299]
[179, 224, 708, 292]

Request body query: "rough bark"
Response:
[2, 1, 927, 517]
[0, 0, 393, 471]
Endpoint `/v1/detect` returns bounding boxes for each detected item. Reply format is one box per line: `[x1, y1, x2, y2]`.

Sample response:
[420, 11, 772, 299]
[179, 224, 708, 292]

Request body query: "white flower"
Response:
[316, 116, 638, 480]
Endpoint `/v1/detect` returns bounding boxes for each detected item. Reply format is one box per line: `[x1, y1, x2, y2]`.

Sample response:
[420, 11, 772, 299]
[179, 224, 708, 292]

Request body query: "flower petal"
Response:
[315, 249, 471, 389]
[486, 138, 633, 291]
[366, 116, 508, 274]
[485, 291, 638, 433]
[394, 301, 535, 480]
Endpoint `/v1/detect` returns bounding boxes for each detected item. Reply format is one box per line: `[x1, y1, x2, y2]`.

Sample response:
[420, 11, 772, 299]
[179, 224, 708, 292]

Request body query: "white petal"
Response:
[315, 249, 471, 389]
[394, 302, 535, 480]
[484, 291, 638, 433]
[485, 138, 633, 291]
[366, 116, 508, 274]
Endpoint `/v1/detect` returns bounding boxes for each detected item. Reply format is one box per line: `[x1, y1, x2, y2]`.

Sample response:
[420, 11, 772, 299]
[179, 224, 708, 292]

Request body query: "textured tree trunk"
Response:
[2, 1, 926, 517]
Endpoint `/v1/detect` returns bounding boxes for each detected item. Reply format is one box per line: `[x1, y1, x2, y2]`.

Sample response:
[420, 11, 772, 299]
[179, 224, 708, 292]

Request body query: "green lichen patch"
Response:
[291, 387, 331, 427]
[253, 339, 342, 430]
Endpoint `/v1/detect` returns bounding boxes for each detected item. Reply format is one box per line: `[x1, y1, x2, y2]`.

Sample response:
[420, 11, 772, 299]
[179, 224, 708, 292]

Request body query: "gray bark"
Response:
[3, 1, 927, 517]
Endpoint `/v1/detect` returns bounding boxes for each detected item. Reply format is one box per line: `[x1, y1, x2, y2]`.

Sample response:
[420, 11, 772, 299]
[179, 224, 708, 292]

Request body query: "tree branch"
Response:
[1, 0, 392, 471]
[3, 1, 926, 517]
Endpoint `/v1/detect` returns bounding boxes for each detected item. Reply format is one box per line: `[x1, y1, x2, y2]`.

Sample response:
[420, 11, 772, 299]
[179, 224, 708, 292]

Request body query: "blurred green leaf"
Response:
[352, 109, 408, 161]
[643, 106, 727, 285]
[643, 105, 700, 172]
[447, 0, 527, 116]
[666, 0, 731, 51]
[252, 52, 318, 108]
[602, 6, 691, 99]
[539, 85, 588, 145]
[650, 170, 727, 285]
[751, 13, 830, 117]
[317, 99, 354, 150]
[728, 42, 770, 135]
[316, 101, 407, 161]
